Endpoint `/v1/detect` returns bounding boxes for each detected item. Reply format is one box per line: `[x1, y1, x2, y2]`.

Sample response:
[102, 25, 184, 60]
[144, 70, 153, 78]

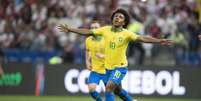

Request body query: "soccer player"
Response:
[86, 20, 134, 101]
[58, 9, 172, 101]
[85, 21, 106, 101]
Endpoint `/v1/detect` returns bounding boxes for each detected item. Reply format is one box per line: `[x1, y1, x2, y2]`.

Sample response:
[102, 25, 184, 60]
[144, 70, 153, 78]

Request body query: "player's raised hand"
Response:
[160, 39, 172, 46]
[57, 24, 69, 33]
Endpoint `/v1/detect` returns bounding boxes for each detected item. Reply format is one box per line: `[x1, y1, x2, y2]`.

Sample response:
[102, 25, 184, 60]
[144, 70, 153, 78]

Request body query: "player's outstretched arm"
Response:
[57, 24, 94, 36]
[138, 35, 172, 46]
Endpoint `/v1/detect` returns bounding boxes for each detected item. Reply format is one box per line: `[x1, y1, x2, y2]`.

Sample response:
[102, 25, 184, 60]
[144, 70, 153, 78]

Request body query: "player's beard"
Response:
[113, 20, 124, 28]
[113, 24, 123, 30]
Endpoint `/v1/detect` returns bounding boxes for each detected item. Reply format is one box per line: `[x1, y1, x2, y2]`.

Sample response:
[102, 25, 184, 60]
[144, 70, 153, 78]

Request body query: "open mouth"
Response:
[114, 20, 119, 24]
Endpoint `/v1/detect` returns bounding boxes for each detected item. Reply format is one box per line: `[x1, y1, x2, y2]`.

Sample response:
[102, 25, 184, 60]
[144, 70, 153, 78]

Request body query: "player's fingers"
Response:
[57, 24, 66, 28]
[57, 27, 64, 31]
[57, 25, 64, 30]
[57, 24, 64, 27]
[57, 26, 62, 30]
[161, 40, 172, 46]
[64, 24, 68, 28]
[163, 39, 172, 45]
[58, 28, 66, 32]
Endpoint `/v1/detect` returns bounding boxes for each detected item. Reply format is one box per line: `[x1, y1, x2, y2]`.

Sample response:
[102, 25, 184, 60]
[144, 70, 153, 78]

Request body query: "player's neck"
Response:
[111, 26, 123, 32]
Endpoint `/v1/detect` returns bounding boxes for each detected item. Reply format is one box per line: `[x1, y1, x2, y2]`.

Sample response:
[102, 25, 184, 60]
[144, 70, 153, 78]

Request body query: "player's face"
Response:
[90, 22, 100, 29]
[112, 13, 125, 27]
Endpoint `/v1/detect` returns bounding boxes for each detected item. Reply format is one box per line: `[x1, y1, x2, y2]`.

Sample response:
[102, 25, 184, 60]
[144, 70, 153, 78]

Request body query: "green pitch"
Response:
[0, 96, 201, 101]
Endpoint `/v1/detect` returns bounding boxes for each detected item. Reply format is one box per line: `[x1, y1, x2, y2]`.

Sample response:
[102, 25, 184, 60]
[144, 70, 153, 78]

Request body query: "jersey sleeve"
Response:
[128, 31, 140, 41]
[91, 26, 108, 36]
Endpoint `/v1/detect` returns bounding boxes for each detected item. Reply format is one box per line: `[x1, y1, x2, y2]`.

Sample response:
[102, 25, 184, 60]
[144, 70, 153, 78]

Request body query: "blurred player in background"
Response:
[85, 20, 106, 101]
[58, 8, 172, 101]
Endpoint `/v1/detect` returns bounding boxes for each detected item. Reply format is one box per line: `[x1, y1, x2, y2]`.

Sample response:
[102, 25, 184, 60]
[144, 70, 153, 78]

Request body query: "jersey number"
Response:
[114, 70, 121, 79]
[109, 42, 116, 49]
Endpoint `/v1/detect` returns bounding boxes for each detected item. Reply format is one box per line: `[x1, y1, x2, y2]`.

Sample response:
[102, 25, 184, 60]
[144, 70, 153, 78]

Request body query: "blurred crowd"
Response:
[0, 0, 200, 65]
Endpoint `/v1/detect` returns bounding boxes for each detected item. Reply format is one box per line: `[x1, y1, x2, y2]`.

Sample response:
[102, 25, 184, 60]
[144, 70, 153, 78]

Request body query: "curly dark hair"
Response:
[111, 8, 130, 28]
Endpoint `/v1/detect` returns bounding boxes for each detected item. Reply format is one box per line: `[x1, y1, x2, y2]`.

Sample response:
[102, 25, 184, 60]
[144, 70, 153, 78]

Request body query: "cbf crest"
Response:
[118, 37, 123, 42]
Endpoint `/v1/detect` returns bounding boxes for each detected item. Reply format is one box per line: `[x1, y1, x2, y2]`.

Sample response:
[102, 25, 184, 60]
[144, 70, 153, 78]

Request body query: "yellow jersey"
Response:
[92, 26, 140, 70]
[85, 36, 106, 74]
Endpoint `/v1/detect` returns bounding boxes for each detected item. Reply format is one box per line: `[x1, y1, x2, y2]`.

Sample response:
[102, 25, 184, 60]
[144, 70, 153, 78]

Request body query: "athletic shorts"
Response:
[105, 67, 128, 85]
[87, 71, 107, 85]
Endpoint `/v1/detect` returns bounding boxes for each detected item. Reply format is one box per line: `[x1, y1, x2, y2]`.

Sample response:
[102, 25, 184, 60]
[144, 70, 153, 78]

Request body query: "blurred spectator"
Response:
[73, 35, 85, 64]
[169, 30, 187, 65]
[127, 20, 145, 65]
[156, 8, 177, 38]
[187, 15, 201, 65]
[0, 15, 15, 48]
[61, 42, 75, 63]
[0, 47, 4, 77]
[19, 0, 32, 24]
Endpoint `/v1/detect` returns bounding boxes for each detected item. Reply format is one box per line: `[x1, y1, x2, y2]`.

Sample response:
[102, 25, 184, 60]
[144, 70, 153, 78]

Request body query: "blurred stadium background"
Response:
[0, 0, 201, 101]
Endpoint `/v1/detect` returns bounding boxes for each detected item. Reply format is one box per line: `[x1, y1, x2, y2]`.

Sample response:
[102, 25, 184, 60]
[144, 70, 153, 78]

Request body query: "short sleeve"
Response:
[128, 31, 140, 41]
[92, 26, 109, 36]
